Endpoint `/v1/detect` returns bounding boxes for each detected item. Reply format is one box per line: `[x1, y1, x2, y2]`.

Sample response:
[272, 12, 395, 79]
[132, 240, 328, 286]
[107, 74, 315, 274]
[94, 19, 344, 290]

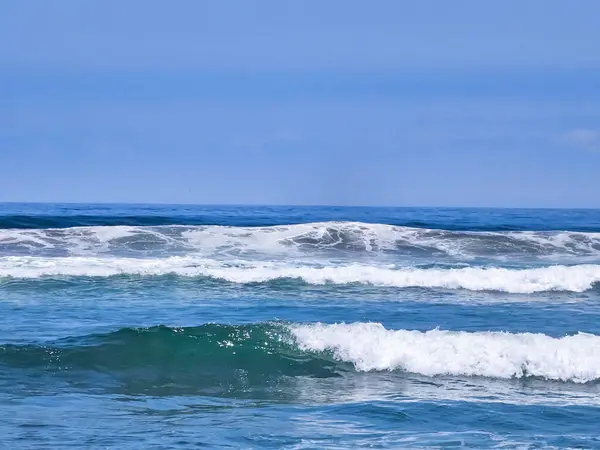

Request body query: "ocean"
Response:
[2, 203, 600, 449]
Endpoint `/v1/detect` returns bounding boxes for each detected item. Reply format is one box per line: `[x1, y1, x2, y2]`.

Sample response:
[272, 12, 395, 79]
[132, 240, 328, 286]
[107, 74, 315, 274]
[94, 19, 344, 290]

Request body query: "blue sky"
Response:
[1, 0, 599, 207]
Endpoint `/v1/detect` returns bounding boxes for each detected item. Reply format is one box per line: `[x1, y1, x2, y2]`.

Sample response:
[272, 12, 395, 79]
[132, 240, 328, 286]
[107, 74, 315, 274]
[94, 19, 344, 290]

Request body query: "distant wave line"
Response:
[1, 221, 600, 258]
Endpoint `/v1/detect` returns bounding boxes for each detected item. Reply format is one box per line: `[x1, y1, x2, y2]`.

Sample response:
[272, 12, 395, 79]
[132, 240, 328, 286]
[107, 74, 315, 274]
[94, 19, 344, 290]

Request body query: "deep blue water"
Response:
[2, 204, 600, 449]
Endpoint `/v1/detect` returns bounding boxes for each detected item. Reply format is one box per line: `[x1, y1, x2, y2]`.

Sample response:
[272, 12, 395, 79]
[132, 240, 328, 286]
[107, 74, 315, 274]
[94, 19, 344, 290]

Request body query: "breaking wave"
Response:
[3, 323, 600, 384]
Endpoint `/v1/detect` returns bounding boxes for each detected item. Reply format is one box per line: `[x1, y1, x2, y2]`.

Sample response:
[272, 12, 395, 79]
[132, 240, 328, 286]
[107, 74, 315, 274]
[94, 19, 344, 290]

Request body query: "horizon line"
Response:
[1, 201, 599, 211]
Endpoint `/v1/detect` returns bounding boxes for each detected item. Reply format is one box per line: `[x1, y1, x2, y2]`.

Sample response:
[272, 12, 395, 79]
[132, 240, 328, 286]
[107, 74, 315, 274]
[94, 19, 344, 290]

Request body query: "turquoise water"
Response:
[2, 204, 600, 448]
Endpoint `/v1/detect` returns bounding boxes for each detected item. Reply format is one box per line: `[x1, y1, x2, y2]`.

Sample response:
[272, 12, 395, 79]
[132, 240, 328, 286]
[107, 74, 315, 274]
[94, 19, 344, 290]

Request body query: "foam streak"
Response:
[1, 256, 600, 293]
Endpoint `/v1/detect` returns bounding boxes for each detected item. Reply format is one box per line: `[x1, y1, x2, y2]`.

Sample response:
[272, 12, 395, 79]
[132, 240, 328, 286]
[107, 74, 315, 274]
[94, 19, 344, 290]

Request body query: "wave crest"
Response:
[292, 323, 600, 383]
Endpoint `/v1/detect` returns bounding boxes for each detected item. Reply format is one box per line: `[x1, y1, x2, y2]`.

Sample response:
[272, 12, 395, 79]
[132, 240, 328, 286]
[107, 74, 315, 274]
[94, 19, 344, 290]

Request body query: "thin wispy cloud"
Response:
[232, 129, 302, 153]
[561, 128, 600, 152]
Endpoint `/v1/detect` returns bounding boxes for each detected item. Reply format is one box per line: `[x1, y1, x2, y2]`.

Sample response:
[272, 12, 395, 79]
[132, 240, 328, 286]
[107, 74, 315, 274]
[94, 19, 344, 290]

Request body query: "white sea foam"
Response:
[1, 256, 600, 293]
[290, 322, 600, 383]
[1, 222, 599, 259]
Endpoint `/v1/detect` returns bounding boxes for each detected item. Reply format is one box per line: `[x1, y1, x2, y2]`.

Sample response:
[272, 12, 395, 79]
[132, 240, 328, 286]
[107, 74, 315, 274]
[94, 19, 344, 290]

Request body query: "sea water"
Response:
[2, 204, 600, 448]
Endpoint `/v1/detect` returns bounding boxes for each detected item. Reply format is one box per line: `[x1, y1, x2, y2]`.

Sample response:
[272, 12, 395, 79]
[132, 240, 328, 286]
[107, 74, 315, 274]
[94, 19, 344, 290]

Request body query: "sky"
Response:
[1, 0, 599, 207]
